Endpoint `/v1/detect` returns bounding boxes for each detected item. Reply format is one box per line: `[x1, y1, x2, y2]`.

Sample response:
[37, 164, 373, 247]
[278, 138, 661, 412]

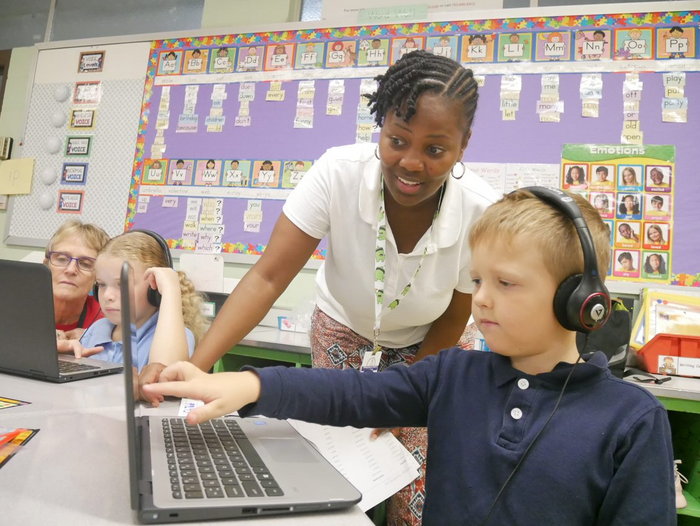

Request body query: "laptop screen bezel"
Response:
[120, 261, 141, 511]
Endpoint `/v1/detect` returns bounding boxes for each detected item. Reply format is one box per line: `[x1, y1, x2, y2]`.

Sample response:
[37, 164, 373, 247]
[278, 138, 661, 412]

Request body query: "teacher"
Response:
[152, 50, 496, 525]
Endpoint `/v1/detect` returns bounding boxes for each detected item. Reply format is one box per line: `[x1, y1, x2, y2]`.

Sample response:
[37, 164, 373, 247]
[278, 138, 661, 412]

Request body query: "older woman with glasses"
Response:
[44, 221, 110, 346]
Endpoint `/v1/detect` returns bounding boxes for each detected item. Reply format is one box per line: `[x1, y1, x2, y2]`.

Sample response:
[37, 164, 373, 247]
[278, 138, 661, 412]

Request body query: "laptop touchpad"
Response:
[259, 438, 316, 463]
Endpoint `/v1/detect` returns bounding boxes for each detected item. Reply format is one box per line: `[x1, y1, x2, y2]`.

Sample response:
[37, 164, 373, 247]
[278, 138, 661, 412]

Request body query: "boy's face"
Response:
[94, 257, 157, 328]
[372, 40, 381, 49]
[651, 199, 663, 210]
[620, 257, 633, 271]
[509, 34, 519, 43]
[629, 29, 641, 40]
[470, 236, 577, 369]
[176, 161, 184, 169]
[596, 169, 608, 181]
[262, 162, 272, 170]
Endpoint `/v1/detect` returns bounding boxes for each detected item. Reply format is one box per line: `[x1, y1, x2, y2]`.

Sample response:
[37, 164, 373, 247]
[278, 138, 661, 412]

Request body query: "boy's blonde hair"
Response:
[100, 232, 208, 344]
[46, 220, 110, 256]
[469, 190, 610, 284]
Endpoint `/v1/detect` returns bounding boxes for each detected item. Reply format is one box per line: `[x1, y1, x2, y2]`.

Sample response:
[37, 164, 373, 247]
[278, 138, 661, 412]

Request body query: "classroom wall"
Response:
[0, 0, 317, 310]
[201, 0, 299, 28]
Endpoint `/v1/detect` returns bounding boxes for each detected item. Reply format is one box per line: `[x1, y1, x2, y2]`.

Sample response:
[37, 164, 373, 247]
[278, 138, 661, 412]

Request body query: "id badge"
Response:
[361, 350, 382, 373]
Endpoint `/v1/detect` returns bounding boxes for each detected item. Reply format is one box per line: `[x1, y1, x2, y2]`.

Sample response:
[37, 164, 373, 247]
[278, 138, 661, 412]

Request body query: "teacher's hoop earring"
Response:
[374, 146, 380, 160]
[451, 161, 466, 180]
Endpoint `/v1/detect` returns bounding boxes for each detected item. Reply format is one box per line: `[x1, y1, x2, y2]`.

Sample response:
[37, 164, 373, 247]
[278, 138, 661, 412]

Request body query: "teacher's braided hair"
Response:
[367, 50, 478, 131]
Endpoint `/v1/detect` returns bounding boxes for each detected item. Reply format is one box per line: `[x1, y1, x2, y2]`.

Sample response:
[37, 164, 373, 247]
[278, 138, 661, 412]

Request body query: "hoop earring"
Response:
[451, 161, 466, 180]
[374, 146, 380, 160]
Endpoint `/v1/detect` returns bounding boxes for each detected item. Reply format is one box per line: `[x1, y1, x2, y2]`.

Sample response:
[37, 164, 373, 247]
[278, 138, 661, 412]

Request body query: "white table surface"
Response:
[0, 372, 371, 525]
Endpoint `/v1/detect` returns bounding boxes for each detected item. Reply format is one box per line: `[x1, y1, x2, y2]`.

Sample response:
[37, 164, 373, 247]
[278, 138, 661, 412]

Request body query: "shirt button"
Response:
[517, 379, 529, 390]
[511, 408, 523, 420]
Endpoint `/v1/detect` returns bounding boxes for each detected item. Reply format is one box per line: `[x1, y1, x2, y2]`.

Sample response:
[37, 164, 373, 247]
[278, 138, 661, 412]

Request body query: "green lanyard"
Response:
[372, 174, 444, 352]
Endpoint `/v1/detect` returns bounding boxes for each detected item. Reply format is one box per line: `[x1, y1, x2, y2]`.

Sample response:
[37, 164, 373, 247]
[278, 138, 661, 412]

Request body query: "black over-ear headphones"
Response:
[93, 229, 173, 308]
[521, 186, 611, 333]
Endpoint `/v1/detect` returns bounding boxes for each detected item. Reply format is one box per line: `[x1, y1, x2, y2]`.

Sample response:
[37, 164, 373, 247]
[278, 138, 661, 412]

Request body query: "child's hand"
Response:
[143, 362, 262, 425]
[57, 339, 103, 358]
[64, 327, 87, 341]
[144, 267, 180, 297]
[138, 362, 168, 406]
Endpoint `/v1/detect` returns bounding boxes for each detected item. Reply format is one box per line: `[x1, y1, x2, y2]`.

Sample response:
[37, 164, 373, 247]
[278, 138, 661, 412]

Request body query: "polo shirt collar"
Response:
[358, 154, 463, 250]
[88, 311, 159, 346]
[88, 319, 117, 347]
[492, 351, 610, 388]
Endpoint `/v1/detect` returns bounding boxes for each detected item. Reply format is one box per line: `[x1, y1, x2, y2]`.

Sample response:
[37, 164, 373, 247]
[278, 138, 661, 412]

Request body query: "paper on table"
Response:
[287, 420, 420, 512]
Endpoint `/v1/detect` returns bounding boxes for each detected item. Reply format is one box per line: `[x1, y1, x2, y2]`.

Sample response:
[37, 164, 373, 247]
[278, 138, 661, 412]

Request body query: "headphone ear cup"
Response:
[147, 286, 162, 308]
[553, 274, 583, 332]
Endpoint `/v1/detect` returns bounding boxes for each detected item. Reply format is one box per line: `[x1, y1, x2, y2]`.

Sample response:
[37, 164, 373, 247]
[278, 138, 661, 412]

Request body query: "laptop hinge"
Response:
[139, 480, 153, 496]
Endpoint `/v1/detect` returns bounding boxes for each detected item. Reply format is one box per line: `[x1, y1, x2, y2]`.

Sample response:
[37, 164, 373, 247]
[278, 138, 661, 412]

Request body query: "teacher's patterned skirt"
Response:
[310, 307, 477, 526]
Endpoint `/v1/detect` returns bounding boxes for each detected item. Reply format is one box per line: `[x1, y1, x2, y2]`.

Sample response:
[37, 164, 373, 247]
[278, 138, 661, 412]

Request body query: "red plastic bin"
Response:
[637, 333, 700, 377]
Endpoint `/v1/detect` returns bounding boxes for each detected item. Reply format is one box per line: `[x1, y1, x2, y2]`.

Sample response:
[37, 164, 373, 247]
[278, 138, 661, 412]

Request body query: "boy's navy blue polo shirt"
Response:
[242, 348, 675, 525]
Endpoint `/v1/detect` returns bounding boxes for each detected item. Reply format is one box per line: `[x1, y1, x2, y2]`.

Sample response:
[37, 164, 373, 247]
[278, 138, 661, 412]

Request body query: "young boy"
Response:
[144, 190, 675, 525]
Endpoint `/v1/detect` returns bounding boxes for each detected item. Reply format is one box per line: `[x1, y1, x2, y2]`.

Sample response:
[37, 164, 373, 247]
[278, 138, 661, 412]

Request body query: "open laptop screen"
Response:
[120, 261, 141, 511]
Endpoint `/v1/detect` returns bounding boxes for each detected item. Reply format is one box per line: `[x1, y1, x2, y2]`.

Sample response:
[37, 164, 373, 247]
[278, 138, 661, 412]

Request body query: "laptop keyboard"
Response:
[58, 361, 100, 373]
[162, 418, 284, 500]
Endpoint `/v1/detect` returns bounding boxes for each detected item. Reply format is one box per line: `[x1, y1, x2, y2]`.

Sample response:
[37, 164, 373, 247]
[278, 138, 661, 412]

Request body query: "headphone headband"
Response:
[129, 229, 173, 269]
[517, 186, 611, 333]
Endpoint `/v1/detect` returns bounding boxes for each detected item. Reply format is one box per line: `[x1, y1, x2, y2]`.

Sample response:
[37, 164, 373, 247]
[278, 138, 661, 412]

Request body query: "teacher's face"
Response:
[378, 92, 469, 209]
[46, 238, 98, 305]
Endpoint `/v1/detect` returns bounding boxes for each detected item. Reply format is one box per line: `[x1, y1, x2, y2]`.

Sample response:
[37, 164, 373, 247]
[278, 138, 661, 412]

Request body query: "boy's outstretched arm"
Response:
[145, 352, 440, 429]
[143, 362, 261, 424]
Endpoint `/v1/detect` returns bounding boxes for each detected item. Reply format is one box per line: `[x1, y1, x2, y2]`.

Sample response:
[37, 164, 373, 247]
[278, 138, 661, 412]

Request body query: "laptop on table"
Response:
[0, 260, 123, 382]
[119, 261, 361, 523]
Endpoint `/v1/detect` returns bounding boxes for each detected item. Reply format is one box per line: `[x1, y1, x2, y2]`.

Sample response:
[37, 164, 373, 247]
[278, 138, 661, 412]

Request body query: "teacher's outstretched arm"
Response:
[191, 213, 320, 372]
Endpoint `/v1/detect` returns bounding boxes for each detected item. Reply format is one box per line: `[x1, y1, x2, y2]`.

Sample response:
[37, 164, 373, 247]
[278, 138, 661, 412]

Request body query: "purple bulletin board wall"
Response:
[125, 7, 700, 285]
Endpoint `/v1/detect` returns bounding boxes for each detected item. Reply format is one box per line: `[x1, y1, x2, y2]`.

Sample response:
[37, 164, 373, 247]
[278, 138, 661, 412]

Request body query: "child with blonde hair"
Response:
[78, 231, 207, 372]
[145, 191, 674, 524]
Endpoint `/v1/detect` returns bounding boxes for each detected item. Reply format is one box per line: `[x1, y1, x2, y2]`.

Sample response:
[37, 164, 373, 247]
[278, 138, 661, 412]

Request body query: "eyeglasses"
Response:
[47, 251, 97, 272]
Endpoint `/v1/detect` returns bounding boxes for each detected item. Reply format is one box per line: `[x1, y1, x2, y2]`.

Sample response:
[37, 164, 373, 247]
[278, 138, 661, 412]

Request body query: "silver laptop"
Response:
[0, 259, 123, 382]
[120, 262, 361, 523]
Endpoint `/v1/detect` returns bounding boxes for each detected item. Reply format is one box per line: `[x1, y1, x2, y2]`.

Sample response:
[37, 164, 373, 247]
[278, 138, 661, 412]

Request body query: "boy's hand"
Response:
[144, 267, 180, 297]
[56, 339, 103, 358]
[143, 362, 261, 425]
[139, 362, 168, 406]
[370, 428, 401, 441]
